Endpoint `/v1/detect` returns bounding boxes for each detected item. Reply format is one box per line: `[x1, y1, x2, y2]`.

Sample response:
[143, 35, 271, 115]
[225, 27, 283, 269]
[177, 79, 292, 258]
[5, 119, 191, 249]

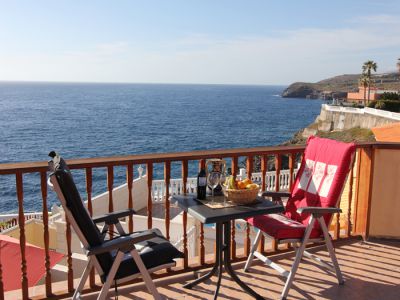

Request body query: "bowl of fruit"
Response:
[223, 176, 260, 205]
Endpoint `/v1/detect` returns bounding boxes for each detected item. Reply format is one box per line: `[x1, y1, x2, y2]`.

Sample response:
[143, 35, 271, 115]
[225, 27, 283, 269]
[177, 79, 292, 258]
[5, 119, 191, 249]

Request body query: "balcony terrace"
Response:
[0, 142, 399, 299]
[55, 238, 399, 300]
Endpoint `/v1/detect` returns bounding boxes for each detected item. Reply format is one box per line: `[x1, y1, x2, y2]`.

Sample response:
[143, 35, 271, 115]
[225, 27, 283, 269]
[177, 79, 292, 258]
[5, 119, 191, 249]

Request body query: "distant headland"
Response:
[282, 72, 400, 99]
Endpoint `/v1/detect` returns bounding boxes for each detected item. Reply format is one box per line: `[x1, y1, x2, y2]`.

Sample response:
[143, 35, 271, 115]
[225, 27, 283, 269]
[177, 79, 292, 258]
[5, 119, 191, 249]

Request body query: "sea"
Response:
[0, 82, 323, 213]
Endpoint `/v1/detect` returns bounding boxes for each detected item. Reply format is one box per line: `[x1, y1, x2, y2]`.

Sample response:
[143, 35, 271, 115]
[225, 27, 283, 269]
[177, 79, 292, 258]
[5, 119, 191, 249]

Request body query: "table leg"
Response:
[183, 223, 222, 289]
[183, 222, 264, 300]
[214, 226, 224, 300]
[223, 222, 264, 300]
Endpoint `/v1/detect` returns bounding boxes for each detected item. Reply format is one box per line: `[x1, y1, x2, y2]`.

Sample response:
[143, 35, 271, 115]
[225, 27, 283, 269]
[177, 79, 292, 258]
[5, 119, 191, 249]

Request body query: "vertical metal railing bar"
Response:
[198, 159, 206, 265]
[147, 163, 153, 229]
[274, 154, 281, 192]
[126, 164, 134, 233]
[286, 153, 295, 250]
[244, 155, 253, 256]
[164, 161, 171, 241]
[86, 168, 93, 217]
[258, 155, 267, 254]
[65, 218, 74, 292]
[272, 154, 282, 251]
[364, 145, 376, 240]
[16, 172, 29, 300]
[231, 156, 238, 259]
[85, 168, 96, 287]
[288, 153, 295, 191]
[334, 212, 341, 240]
[40, 171, 52, 296]
[181, 160, 189, 269]
[352, 149, 362, 235]
[164, 161, 172, 272]
[107, 166, 114, 239]
[346, 158, 355, 237]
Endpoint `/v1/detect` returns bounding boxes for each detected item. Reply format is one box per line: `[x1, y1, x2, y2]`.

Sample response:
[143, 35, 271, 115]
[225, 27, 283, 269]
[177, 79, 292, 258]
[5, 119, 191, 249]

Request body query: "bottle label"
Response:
[199, 177, 207, 186]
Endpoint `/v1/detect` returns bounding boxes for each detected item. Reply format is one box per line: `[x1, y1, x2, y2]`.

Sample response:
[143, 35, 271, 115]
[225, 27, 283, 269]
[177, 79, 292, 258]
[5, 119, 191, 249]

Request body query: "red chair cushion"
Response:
[247, 214, 322, 240]
[247, 136, 356, 240]
[285, 136, 356, 235]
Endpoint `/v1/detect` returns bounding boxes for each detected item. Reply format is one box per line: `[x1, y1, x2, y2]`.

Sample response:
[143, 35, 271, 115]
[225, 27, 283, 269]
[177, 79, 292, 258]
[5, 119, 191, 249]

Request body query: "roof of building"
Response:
[372, 122, 400, 142]
[0, 235, 64, 291]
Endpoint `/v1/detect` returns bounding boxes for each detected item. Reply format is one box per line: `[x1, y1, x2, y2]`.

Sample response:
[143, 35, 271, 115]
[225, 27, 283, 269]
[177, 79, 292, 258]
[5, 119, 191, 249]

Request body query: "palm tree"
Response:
[359, 75, 369, 106]
[362, 60, 378, 105]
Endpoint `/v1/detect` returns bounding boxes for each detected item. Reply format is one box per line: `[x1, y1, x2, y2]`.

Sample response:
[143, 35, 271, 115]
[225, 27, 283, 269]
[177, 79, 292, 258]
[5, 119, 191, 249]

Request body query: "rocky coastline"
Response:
[282, 72, 400, 100]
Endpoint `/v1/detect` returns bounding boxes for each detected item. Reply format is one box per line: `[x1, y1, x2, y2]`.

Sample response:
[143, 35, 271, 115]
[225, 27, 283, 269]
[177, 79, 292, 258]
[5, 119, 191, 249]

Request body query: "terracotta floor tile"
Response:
[8, 238, 399, 300]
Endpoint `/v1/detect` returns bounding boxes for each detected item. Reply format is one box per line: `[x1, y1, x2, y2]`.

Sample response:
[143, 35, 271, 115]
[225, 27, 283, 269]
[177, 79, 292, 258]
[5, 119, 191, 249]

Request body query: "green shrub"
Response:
[375, 101, 386, 110]
[367, 101, 377, 108]
[351, 102, 364, 108]
[374, 100, 400, 112]
[380, 92, 400, 101]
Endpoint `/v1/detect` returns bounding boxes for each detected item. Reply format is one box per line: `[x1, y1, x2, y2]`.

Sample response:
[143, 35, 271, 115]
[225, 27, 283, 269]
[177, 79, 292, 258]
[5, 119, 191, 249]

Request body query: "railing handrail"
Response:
[0, 144, 307, 174]
[3, 142, 396, 175]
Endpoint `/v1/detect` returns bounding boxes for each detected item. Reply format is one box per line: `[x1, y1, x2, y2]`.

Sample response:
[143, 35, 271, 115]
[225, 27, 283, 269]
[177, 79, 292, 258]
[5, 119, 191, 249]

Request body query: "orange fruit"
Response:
[242, 178, 252, 185]
[246, 183, 259, 190]
[237, 181, 247, 189]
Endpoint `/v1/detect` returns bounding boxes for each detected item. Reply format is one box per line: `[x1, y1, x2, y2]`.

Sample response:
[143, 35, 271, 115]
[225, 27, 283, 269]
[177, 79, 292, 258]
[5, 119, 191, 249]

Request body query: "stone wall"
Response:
[313, 105, 400, 133]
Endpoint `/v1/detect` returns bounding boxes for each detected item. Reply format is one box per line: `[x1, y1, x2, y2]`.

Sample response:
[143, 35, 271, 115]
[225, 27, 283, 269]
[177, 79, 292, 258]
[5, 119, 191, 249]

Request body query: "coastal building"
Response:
[347, 86, 399, 103]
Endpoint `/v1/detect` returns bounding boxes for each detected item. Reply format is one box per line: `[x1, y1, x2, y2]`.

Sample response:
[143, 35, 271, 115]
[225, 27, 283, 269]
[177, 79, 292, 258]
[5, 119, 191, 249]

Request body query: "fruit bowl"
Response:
[224, 187, 260, 205]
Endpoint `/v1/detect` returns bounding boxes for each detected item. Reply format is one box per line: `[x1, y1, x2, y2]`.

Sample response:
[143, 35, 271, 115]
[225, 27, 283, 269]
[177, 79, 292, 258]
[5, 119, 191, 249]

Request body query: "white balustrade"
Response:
[323, 104, 400, 121]
[173, 224, 197, 258]
[0, 211, 64, 233]
[151, 168, 298, 203]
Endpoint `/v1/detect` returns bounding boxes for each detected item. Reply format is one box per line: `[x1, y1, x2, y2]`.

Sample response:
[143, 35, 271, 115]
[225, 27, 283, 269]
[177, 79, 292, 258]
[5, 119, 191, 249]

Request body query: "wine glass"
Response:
[208, 171, 221, 204]
[220, 170, 228, 207]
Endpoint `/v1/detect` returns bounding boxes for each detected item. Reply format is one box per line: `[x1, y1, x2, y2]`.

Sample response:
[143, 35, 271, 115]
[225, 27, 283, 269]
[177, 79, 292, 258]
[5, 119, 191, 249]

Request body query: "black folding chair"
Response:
[48, 152, 184, 300]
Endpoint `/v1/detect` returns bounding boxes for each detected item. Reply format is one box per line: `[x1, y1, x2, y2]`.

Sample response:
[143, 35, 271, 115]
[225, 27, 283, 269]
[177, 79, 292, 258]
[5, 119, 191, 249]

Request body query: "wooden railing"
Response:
[0, 142, 398, 299]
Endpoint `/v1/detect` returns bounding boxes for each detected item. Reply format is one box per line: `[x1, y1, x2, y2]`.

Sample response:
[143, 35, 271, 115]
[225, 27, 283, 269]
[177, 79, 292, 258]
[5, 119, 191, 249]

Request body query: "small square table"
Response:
[172, 194, 284, 300]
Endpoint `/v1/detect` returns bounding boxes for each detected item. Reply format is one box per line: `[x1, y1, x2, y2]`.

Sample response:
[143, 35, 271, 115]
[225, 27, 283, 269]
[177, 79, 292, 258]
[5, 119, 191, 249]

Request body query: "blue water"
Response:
[0, 82, 322, 213]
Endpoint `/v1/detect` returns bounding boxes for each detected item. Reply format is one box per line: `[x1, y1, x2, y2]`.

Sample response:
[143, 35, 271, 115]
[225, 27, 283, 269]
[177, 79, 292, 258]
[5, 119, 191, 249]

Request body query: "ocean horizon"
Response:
[0, 82, 323, 212]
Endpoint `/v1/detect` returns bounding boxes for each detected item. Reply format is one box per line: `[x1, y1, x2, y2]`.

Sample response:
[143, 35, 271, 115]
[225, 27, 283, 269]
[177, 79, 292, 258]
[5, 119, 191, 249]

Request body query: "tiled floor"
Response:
[78, 238, 400, 300]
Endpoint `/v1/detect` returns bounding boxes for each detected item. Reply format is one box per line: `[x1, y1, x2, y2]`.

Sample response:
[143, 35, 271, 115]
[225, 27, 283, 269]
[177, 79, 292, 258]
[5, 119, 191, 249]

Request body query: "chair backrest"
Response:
[285, 136, 356, 233]
[48, 153, 113, 275]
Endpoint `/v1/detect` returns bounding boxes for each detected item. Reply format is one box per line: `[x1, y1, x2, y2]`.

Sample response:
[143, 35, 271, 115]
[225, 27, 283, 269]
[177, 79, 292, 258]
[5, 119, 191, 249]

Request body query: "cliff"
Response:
[282, 72, 400, 99]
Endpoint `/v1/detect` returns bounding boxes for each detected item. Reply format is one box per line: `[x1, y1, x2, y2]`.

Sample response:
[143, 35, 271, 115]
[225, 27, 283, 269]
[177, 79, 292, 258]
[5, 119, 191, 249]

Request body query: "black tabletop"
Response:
[172, 194, 284, 224]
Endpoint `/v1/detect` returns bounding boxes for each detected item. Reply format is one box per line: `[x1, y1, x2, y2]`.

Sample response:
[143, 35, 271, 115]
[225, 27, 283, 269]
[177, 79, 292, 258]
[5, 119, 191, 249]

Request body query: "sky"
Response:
[0, 0, 400, 85]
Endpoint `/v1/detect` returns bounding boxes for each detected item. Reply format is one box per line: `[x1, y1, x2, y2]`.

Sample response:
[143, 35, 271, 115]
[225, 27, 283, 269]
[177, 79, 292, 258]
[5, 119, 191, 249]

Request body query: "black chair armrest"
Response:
[297, 207, 342, 215]
[93, 209, 136, 225]
[87, 231, 156, 256]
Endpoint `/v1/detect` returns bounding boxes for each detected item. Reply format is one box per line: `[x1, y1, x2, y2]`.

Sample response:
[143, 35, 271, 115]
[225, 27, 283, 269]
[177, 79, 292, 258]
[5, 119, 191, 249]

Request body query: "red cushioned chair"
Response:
[244, 136, 356, 299]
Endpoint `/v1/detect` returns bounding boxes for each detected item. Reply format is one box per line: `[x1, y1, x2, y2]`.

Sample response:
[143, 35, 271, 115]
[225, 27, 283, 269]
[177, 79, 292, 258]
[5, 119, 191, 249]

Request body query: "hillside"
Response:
[282, 72, 400, 99]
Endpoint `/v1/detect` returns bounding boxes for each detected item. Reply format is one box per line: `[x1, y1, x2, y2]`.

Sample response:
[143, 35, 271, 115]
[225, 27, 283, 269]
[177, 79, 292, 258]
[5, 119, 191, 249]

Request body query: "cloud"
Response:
[1, 16, 400, 84]
[62, 42, 130, 62]
[95, 42, 130, 55]
[350, 14, 400, 25]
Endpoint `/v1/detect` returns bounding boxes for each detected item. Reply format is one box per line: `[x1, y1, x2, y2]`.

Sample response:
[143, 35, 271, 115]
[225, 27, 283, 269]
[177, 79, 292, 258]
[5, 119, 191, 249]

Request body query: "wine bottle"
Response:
[197, 169, 207, 200]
